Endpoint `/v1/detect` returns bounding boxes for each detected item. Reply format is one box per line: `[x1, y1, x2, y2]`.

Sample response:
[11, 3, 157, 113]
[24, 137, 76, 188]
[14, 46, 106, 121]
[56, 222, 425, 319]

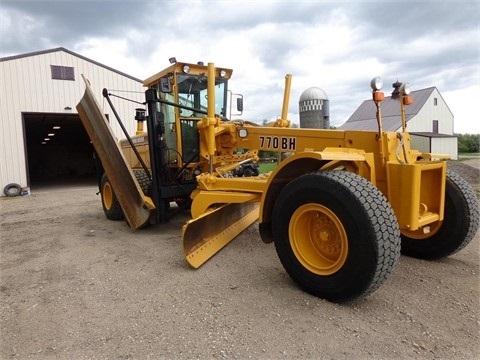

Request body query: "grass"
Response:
[458, 153, 480, 161]
[259, 162, 277, 174]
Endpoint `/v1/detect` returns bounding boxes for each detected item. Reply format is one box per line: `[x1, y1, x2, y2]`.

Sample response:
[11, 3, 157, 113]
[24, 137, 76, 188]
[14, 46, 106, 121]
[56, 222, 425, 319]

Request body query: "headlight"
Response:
[219, 69, 227, 78]
[400, 82, 411, 95]
[238, 129, 248, 138]
[182, 65, 190, 74]
[370, 77, 383, 91]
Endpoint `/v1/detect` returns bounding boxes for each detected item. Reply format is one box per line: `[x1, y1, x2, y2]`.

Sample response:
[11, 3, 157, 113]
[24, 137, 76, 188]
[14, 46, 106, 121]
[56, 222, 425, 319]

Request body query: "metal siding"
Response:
[431, 137, 458, 160]
[1, 60, 25, 184]
[41, 54, 55, 112]
[407, 91, 433, 132]
[32, 56, 42, 109]
[410, 135, 431, 154]
[0, 49, 144, 194]
[435, 90, 454, 134]
[0, 61, 17, 184]
[408, 89, 454, 134]
[410, 134, 458, 160]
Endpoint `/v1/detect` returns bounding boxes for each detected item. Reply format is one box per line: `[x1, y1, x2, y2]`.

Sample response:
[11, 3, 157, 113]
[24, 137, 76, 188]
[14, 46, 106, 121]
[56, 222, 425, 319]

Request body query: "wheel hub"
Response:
[289, 203, 348, 275]
[103, 182, 113, 210]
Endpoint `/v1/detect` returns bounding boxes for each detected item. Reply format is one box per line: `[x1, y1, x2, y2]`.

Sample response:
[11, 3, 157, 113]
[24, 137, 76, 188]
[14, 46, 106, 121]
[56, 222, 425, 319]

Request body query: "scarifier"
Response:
[77, 61, 479, 303]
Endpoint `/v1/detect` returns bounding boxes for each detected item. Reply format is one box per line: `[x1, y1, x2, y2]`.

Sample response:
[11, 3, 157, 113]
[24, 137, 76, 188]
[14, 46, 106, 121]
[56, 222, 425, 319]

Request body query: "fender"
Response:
[258, 150, 373, 244]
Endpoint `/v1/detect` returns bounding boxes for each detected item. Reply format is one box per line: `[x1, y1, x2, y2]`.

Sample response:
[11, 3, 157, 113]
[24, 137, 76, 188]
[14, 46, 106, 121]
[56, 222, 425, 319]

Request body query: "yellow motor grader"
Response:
[77, 61, 478, 303]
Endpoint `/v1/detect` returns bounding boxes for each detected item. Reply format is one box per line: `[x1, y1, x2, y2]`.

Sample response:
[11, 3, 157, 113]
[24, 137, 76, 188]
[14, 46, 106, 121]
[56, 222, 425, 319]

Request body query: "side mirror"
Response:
[160, 77, 172, 93]
[236, 97, 243, 112]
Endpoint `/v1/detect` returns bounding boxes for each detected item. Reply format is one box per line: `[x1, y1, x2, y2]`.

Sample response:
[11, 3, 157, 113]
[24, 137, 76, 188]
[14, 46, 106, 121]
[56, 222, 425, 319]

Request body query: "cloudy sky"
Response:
[1, 0, 479, 133]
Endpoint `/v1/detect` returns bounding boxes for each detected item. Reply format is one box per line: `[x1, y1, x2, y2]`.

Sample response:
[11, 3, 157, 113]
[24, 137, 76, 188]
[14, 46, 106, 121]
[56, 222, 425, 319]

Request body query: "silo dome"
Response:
[299, 87, 328, 102]
[299, 87, 330, 129]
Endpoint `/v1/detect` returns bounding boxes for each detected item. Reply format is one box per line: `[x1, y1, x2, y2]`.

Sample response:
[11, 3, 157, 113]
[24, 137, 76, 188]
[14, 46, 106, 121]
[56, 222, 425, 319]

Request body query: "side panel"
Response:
[387, 161, 446, 230]
[120, 136, 150, 169]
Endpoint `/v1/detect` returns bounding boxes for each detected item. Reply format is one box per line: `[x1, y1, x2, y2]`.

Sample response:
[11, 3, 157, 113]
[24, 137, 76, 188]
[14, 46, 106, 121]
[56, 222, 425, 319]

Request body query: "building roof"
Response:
[410, 132, 457, 138]
[0, 47, 142, 83]
[340, 87, 436, 131]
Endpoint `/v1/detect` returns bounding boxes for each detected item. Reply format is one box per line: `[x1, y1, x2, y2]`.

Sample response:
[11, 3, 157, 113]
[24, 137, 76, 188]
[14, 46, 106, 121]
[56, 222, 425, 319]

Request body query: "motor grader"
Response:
[77, 61, 479, 303]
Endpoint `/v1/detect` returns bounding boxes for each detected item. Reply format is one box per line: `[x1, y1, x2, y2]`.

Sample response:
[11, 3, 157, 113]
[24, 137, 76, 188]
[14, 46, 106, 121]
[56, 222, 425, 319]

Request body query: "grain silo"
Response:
[299, 87, 330, 129]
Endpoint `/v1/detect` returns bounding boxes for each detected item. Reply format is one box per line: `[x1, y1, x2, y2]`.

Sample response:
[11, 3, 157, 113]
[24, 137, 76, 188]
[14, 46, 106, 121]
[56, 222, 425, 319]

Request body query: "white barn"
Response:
[0, 47, 144, 195]
[340, 86, 458, 159]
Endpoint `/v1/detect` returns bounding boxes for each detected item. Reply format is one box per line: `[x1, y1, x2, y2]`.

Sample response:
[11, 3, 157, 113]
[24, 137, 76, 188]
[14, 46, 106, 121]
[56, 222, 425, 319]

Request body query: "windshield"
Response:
[176, 74, 228, 117]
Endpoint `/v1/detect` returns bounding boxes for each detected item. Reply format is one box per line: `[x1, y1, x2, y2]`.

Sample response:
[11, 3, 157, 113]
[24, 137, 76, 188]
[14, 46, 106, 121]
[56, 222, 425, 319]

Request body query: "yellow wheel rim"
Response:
[401, 220, 443, 239]
[102, 182, 113, 210]
[289, 203, 348, 275]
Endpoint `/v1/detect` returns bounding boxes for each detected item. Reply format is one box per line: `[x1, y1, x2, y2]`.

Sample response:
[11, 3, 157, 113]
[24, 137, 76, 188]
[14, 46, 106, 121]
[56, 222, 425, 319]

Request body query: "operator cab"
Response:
[143, 61, 233, 169]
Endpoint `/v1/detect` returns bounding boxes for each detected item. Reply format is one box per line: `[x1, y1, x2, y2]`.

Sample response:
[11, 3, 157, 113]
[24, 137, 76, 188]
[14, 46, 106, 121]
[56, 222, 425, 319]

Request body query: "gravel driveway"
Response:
[1, 162, 478, 359]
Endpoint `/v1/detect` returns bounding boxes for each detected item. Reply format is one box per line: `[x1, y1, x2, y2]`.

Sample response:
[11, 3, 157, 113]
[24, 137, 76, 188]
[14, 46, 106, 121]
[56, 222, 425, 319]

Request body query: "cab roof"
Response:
[143, 61, 233, 87]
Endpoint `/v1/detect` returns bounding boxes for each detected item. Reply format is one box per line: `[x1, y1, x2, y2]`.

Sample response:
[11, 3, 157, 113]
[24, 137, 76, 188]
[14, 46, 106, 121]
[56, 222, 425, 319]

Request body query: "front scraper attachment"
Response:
[77, 75, 153, 229]
[183, 202, 259, 268]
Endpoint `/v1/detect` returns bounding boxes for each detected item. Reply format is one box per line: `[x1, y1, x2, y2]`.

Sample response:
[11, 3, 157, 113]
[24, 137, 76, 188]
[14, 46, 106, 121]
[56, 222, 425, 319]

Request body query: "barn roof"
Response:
[410, 132, 457, 138]
[340, 87, 437, 131]
[0, 47, 142, 83]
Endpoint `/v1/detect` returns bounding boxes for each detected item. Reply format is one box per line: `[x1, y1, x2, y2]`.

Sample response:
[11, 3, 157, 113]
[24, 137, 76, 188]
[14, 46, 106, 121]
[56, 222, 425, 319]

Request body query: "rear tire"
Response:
[100, 173, 123, 220]
[133, 169, 152, 195]
[401, 170, 479, 259]
[272, 171, 401, 303]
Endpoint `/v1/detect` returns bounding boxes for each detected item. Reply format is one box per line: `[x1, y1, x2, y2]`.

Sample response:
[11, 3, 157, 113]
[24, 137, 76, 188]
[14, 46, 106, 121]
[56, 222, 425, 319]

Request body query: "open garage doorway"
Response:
[23, 112, 97, 190]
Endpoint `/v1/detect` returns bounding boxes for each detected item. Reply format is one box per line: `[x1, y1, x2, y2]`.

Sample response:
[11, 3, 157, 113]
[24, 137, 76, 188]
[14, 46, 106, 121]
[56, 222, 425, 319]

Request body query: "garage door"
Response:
[23, 113, 97, 187]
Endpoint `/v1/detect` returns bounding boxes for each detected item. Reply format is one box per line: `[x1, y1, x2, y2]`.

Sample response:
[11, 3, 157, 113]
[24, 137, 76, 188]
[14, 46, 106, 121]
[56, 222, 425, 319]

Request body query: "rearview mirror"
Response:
[236, 97, 243, 112]
[160, 77, 172, 93]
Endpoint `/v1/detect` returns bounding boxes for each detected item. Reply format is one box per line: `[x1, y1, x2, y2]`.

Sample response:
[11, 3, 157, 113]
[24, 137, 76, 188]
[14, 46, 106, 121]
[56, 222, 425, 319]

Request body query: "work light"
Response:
[370, 77, 383, 91]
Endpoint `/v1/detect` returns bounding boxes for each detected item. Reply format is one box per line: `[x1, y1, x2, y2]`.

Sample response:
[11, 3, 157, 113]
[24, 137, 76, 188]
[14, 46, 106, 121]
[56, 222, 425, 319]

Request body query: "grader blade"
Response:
[183, 202, 259, 268]
[77, 75, 152, 229]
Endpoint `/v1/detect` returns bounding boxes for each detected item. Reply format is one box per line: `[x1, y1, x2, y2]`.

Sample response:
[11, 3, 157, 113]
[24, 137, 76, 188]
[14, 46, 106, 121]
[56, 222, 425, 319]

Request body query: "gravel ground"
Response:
[0, 161, 479, 359]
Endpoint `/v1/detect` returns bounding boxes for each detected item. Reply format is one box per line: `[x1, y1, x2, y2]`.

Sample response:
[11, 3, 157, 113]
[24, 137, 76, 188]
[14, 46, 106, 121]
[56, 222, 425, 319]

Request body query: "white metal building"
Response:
[0, 47, 145, 195]
[340, 86, 458, 159]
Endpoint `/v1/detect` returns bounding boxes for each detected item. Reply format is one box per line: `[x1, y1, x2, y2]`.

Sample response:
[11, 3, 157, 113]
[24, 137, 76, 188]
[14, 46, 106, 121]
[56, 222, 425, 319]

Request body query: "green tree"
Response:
[457, 134, 480, 153]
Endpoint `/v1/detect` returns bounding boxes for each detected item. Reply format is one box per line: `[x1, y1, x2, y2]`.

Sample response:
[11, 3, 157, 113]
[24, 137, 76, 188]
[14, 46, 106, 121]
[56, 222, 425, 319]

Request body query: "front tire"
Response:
[272, 171, 401, 303]
[401, 170, 479, 259]
[100, 173, 123, 220]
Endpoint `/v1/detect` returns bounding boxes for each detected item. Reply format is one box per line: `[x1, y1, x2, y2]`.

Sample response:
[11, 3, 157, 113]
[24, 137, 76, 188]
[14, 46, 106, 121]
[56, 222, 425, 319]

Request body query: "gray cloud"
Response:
[1, 1, 155, 54]
[1, 0, 478, 131]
